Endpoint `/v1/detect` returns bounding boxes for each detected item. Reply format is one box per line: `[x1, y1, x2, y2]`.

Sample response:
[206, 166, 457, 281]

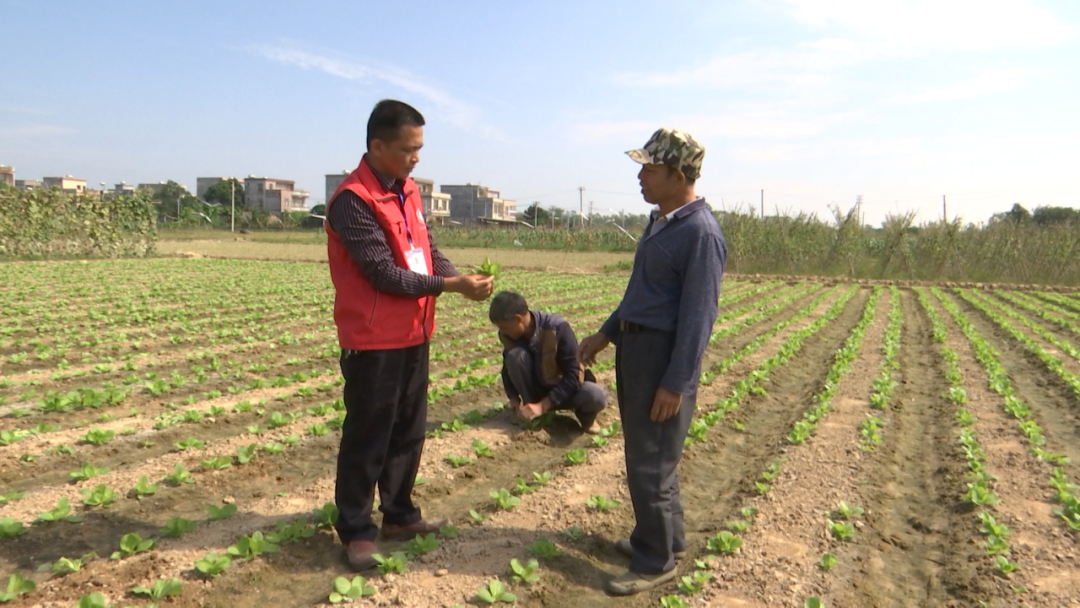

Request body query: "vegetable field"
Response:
[2, 259, 1080, 608]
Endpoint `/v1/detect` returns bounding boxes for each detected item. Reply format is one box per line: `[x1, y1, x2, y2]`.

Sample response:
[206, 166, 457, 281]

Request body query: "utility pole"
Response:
[578, 186, 585, 229]
[588, 200, 593, 225]
[760, 189, 765, 218]
[942, 195, 947, 222]
[230, 179, 236, 232]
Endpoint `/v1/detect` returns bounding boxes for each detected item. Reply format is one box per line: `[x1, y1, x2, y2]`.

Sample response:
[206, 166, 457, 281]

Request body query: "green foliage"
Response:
[827, 519, 856, 541]
[532, 470, 553, 485]
[819, 553, 838, 571]
[39, 552, 95, 575]
[476, 579, 516, 604]
[329, 575, 376, 603]
[373, 551, 409, 574]
[79, 427, 115, 446]
[805, 598, 826, 608]
[201, 456, 232, 471]
[32, 496, 83, 524]
[131, 577, 183, 601]
[236, 443, 258, 464]
[70, 462, 109, 481]
[995, 555, 1020, 575]
[266, 518, 315, 544]
[445, 453, 474, 468]
[706, 531, 743, 555]
[834, 501, 865, 520]
[227, 531, 280, 560]
[164, 462, 194, 485]
[585, 495, 620, 512]
[0, 573, 36, 602]
[490, 488, 520, 510]
[660, 595, 691, 608]
[110, 532, 155, 559]
[563, 525, 586, 540]
[161, 517, 197, 538]
[134, 475, 159, 499]
[563, 448, 587, 465]
[175, 436, 205, 451]
[208, 503, 238, 521]
[510, 558, 540, 585]
[0, 517, 26, 538]
[81, 484, 117, 508]
[312, 502, 339, 529]
[472, 439, 494, 458]
[476, 258, 502, 277]
[75, 593, 107, 608]
[440, 524, 460, 538]
[527, 537, 564, 559]
[195, 551, 232, 577]
[406, 533, 440, 557]
[203, 178, 245, 207]
[0, 188, 156, 259]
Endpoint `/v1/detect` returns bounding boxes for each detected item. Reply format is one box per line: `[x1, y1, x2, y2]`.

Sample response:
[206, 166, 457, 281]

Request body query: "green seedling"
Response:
[755, 481, 771, 495]
[236, 443, 258, 464]
[706, 531, 742, 555]
[407, 533, 440, 557]
[491, 488, 520, 510]
[985, 534, 1010, 555]
[678, 569, 714, 595]
[76, 592, 107, 608]
[440, 524, 460, 538]
[39, 552, 95, 575]
[441, 418, 470, 433]
[81, 484, 116, 508]
[0, 573, 35, 602]
[514, 478, 535, 495]
[70, 462, 109, 481]
[308, 422, 329, 436]
[262, 441, 285, 455]
[33, 498, 82, 522]
[599, 421, 621, 437]
[528, 537, 564, 558]
[510, 557, 541, 585]
[564, 448, 587, 465]
[563, 525, 585, 540]
[0, 517, 26, 538]
[195, 551, 232, 577]
[208, 503, 238, 521]
[445, 453, 474, 468]
[201, 456, 232, 471]
[834, 501, 865, 520]
[965, 483, 998, 506]
[267, 518, 315, 544]
[165, 462, 194, 485]
[995, 555, 1020, 575]
[329, 575, 376, 603]
[79, 427, 115, 446]
[805, 598, 826, 608]
[469, 509, 486, 525]
[726, 520, 750, 533]
[591, 435, 609, 448]
[462, 409, 485, 425]
[955, 408, 976, 426]
[131, 578, 183, 601]
[110, 532, 155, 559]
[532, 470, 553, 485]
[472, 439, 495, 458]
[978, 512, 1011, 538]
[313, 502, 340, 529]
[0, 491, 27, 506]
[373, 551, 409, 574]
[161, 516, 197, 538]
[827, 519, 855, 541]
[741, 507, 758, 519]
[227, 531, 280, 560]
[476, 258, 502, 277]
[134, 475, 159, 499]
[585, 495, 620, 512]
[476, 579, 516, 604]
[660, 595, 690, 608]
[819, 552, 838, 571]
[175, 436, 206, 451]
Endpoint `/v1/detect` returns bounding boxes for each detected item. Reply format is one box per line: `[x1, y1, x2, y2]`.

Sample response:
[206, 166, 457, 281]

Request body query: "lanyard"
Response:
[396, 189, 414, 247]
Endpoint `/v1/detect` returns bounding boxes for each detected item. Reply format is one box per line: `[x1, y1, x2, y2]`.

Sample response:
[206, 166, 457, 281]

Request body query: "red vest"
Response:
[326, 157, 437, 350]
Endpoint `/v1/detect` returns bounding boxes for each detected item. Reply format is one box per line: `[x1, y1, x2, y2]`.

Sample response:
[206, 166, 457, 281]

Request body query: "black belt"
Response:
[619, 320, 647, 333]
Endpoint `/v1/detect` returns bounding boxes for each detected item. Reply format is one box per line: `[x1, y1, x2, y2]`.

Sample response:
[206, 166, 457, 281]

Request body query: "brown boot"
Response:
[381, 517, 450, 541]
[344, 539, 377, 571]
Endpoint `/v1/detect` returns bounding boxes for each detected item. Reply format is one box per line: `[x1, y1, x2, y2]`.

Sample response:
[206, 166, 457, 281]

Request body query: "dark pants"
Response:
[334, 343, 429, 543]
[616, 329, 697, 574]
[503, 346, 607, 425]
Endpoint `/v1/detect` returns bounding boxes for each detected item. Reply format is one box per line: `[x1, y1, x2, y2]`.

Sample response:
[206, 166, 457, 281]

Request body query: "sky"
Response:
[2, 0, 1078, 225]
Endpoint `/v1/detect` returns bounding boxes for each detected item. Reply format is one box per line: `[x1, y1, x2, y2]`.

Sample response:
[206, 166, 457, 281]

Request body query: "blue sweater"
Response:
[599, 198, 727, 395]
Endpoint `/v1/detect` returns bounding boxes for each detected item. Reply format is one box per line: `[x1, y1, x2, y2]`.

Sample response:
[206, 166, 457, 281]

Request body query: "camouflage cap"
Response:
[625, 128, 705, 180]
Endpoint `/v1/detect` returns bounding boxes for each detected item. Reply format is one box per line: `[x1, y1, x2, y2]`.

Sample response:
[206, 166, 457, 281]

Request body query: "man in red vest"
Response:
[325, 99, 494, 571]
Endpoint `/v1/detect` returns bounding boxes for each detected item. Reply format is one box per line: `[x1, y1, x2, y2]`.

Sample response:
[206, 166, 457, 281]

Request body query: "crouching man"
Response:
[489, 291, 607, 434]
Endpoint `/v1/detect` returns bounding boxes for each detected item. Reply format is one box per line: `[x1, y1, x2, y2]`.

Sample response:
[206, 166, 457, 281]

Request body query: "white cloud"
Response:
[249, 46, 507, 141]
[782, 0, 1075, 53]
[569, 108, 845, 145]
[902, 67, 1031, 103]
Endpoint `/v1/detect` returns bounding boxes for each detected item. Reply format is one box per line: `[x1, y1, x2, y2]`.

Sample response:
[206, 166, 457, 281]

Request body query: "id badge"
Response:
[405, 248, 429, 275]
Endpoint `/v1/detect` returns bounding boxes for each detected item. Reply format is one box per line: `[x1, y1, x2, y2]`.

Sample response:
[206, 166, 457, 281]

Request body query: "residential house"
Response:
[137, 182, 171, 196]
[15, 179, 42, 190]
[0, 166, 13, 188]
[42, 176, 87, 193]
[412, 177, 450, 225]
[244, 176, 309, 213]
[440, 183, 517, 224]
[325, 171, 349, 206]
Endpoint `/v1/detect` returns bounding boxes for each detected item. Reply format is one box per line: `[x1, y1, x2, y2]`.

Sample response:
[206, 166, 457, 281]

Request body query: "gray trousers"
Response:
[616, 329, 697, 574]
[504, 347, 607, 425]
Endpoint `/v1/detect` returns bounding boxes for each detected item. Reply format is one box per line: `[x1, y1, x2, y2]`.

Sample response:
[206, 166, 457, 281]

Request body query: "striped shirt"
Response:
[327, 167, 458, 297]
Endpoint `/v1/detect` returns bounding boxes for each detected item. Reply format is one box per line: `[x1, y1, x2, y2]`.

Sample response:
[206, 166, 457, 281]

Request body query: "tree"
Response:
[148, 180, 198, 221]
[309, 204, 326, 216]
[519, 202, 549, 226]
[1032, 206, 1080, 226]
[203, 179, 245, 208]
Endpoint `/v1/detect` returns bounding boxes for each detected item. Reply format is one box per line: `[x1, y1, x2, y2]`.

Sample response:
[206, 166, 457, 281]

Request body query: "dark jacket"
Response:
[498, 311, 584, 407]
